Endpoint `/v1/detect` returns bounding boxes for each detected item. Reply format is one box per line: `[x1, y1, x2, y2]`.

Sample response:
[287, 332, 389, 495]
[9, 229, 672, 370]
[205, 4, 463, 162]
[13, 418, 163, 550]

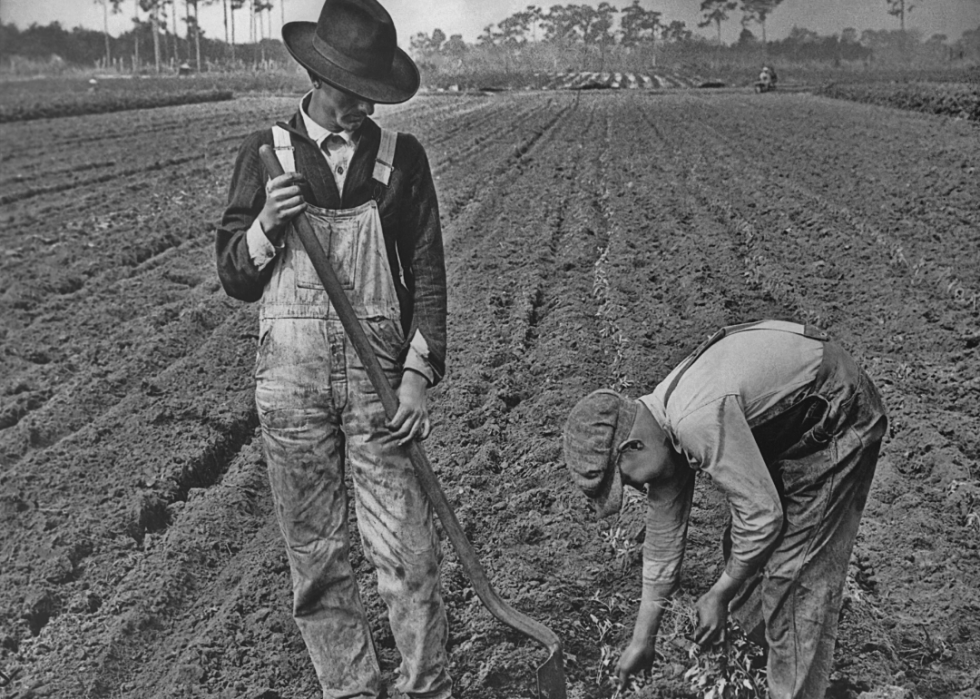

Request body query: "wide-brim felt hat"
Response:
[282, 0, 419, 104]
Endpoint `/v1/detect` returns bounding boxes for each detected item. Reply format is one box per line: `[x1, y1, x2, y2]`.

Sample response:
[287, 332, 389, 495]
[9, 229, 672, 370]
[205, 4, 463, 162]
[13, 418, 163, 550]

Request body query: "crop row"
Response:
[816, 80, 980, 121]
[0, 88, 234, 123]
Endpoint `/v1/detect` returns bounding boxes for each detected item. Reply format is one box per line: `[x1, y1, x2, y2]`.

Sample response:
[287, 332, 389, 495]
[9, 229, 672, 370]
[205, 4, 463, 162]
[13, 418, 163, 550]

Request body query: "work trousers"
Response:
[729, 343, 887, 699]
[256, 317, 451, 699]
[254, 199, 451, 699]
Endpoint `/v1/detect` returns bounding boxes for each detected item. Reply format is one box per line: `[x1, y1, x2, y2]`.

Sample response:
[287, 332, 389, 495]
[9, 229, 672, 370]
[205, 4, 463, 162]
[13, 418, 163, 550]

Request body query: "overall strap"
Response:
[372, 127, 398, 185]
[271, 124, 296, 173]
[662, 320, 829, 408]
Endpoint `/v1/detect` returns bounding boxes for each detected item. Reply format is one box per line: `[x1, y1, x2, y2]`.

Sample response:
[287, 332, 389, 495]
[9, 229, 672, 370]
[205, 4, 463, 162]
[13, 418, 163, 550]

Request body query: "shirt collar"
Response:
[299, 91, 356, 149]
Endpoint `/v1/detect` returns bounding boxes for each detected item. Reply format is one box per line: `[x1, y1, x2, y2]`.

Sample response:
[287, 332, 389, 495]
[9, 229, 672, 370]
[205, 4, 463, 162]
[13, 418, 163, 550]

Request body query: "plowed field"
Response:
[1, 90, 978, 699]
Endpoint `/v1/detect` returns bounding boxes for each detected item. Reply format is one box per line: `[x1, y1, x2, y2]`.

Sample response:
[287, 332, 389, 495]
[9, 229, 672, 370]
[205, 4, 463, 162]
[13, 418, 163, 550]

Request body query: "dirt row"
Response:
[1, 90, 978, 699]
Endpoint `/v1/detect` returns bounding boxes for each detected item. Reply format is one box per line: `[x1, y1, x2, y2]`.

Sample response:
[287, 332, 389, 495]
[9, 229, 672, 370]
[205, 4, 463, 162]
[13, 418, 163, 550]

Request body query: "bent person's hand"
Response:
[617, 638, 656, 691]
[257, 172, 307, 244]
[694, 589, 728, 647]
[388, 370, 431, 446]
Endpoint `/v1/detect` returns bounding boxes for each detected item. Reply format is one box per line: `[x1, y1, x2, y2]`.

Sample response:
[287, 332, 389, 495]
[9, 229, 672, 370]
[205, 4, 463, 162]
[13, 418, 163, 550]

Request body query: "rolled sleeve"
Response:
[675, 396, 783, 582]
[246, 219, 280, 271]
[403, 330, 437, 385]
[642, 465, 696, 592]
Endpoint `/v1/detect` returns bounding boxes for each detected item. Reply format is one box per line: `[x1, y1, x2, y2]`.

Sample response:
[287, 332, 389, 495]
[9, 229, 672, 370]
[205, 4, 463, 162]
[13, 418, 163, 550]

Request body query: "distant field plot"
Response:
[2, 65, 977, 122]
[0, 71, 308, 122]
[816, 80, 980, 121]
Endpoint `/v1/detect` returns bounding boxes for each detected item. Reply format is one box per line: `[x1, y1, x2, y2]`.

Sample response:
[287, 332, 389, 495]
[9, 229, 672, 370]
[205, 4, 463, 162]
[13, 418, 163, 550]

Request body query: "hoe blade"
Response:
[537, 647, 567, 699]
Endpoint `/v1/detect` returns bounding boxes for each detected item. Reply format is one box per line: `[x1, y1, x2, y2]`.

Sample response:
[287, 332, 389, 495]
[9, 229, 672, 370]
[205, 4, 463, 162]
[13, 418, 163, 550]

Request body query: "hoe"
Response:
[259, 145, 568, 699]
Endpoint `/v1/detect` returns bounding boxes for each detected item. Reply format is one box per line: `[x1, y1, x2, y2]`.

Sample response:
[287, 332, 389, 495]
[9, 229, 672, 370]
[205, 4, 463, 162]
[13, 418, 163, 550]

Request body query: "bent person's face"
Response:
[314, 81, 375, 132]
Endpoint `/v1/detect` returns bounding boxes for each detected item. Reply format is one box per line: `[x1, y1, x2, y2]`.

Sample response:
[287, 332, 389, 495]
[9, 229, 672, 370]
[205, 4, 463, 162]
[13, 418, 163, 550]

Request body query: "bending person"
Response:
[563, 320, 886, 699]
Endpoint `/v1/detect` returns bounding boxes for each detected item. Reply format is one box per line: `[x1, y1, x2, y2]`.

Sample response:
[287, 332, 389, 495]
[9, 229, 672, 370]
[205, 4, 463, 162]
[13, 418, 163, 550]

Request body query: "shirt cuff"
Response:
[723, 557, 759, 583]
[403, 330, 436, 385]
[246, 219, 279, 271]
[642, 557, 681, 594]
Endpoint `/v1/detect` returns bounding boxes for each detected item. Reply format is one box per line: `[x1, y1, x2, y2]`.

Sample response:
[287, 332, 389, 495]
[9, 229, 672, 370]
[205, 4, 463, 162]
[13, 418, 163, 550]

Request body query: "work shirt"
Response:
[216, 94, 447, 385]
[639, 328, 825, 590]
[246, 96, 358, 271]
[299, 98, 358, 194]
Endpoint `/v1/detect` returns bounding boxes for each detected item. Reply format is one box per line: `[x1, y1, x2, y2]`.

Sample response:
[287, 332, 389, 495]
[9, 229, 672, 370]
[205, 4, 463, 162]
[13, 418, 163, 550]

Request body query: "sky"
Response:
[2, 0, 978, 46]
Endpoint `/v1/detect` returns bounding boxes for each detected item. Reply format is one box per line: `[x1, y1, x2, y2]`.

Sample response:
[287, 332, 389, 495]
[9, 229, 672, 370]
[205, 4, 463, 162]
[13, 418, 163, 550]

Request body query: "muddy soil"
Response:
[1, 91, 978, 699]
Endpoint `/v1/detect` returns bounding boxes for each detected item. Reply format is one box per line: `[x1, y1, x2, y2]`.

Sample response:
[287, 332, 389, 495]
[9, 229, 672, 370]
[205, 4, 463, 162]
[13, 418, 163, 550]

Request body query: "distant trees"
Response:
[229, 0, 245, 61]
[767, 25, 872, 62]
[540, 5, 582, 44]
[3, 1, 975, 76]
[661, 20, 693, 43]
[415, 8, 972, 71]
[471, 3, 692, 50]
[411, 28, 447, 54]
[0, 12, 291, 72]
[401, 1, 976, 75]
[186, 0, 202, 70]
[139, 0, 163, 72]
[1, 21, 120, 65]
[497, 6, 542, 45]
[620, 0, 661, 48]
[585, 3, 618, 68]
[886, 0, 914, 32]
[698, 0, 738, 44]
[443, 34, 467, 56]
[740, 0, 782, 45]
[94, 0, 122, 66]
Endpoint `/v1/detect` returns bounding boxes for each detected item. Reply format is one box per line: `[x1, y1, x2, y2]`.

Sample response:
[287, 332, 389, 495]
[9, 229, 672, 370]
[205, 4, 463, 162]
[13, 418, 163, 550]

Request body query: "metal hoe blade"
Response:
[538, 646, 567, 699]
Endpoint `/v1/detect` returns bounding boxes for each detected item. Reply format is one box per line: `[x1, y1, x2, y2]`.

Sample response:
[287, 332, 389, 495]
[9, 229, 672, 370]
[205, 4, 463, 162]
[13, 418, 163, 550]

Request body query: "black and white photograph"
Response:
[0, 0, 978, 697]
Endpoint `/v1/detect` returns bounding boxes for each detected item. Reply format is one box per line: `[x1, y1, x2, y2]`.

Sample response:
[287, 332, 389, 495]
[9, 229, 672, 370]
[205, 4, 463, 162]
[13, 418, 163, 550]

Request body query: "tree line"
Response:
[3, 0, 977, 74]
[1, 0, 291, 73]
[96, 0, 286, 72]
[409, 2, 977, 71]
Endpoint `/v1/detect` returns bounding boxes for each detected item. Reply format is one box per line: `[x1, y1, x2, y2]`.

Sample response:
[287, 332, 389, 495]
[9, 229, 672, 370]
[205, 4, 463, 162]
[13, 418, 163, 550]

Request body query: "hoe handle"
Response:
[257, 145, 563, 660]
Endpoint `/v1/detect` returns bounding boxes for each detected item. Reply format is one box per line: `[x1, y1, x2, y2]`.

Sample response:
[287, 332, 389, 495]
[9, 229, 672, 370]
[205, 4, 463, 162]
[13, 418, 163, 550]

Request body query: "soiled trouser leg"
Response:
[726, 356, 887, 699]
[257, 318, 381, 699]
[726, 530, 767, 647]
[343, 328, 453, 699]
[760, 418, 882, 699]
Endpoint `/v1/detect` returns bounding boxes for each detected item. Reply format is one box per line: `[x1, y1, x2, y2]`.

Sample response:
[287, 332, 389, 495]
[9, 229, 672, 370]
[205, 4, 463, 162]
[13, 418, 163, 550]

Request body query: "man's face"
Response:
[616, 440, 654, 491]
[312, 80, 375, 132]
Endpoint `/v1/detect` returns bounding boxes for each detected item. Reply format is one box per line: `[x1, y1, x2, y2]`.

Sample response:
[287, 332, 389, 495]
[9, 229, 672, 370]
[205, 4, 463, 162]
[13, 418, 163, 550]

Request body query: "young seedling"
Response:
[682, 623, 767, 699]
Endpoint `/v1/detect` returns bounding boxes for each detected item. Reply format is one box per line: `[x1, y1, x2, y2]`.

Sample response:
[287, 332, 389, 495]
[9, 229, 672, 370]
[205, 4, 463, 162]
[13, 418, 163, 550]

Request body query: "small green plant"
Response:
[589, 594, 767, 698]
[595, 640, 655, 699]
[658, 597, 767, 699]
[682, 625, 767, 699]
[947, 480, 980, 535]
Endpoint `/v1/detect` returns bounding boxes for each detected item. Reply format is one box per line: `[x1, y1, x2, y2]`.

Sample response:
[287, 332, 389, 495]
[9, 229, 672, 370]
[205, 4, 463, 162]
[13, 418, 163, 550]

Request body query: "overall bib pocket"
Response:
[295, 208, 359, 292]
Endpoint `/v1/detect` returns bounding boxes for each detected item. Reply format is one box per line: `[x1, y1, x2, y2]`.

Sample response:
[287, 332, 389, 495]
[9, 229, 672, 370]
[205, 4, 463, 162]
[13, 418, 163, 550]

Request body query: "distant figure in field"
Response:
[758, 65, 778, 92]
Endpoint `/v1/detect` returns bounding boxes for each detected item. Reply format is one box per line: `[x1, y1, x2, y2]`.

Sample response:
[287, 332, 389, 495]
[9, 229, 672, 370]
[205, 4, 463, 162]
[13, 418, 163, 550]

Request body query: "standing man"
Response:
[562, 320, 887, 699]
[215, 1, 451, 697]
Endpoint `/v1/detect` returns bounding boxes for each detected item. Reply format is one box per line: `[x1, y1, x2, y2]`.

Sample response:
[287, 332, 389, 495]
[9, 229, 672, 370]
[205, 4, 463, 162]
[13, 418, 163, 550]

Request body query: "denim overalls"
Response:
[668, 321, 887, 699]
[254, 125, 451, 699]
